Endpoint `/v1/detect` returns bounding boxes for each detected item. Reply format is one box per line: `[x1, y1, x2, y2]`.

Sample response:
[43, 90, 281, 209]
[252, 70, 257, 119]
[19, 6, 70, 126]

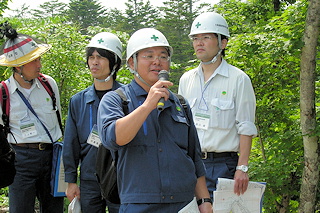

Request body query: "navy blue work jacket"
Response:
[97, 80, 205, 204]
[63, 81, 123, 182]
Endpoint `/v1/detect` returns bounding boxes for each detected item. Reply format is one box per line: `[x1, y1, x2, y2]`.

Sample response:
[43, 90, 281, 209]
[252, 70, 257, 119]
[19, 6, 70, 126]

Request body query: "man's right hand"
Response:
[66, 183, 80, 202]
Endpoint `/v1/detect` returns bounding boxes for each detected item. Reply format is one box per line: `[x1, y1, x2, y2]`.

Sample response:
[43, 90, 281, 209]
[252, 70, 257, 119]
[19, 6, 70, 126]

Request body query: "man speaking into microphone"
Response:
[97, 28, 212, 213]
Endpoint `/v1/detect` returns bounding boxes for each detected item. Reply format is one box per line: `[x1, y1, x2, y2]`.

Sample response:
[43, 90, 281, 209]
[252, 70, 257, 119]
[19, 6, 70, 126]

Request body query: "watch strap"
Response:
[197, 198, 212, 206]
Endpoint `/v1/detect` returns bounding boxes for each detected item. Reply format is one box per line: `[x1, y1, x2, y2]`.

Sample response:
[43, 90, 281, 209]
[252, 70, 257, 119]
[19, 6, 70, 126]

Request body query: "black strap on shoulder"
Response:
[174, 93, 187, 110]
[112, 88, 130, 164]
[174, 93, 189, 123]
[115, 88, 129, 116]
[174, 93, 195, 161]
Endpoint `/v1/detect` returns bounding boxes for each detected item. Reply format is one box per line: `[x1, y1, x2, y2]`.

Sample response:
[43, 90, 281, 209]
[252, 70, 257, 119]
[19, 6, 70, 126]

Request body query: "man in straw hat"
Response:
[0, 22, 64, 212]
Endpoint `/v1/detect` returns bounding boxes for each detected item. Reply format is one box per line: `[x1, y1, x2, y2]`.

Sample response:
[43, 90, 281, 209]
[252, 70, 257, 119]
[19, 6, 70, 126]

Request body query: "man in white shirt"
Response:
[178, 12, 257, 199]
[0, 23, 63, 212]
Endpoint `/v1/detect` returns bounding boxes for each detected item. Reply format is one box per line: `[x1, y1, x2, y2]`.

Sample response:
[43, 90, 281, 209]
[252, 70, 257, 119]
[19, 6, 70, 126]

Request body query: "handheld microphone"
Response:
[157, 70, 169, 111]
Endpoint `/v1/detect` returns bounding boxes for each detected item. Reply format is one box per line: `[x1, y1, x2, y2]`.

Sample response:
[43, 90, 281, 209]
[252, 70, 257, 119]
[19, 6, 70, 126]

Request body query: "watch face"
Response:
[242, 165, 248, 172]
[237, 165, 248, 172]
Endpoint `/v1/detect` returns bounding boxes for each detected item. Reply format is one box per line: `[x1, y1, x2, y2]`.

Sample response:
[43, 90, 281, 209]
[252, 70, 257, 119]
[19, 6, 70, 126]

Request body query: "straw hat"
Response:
[0, 34, 51, 67]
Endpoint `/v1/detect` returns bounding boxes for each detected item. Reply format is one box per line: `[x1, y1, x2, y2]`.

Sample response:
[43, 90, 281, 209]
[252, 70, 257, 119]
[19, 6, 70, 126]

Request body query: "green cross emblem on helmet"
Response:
[195, 22, 201, 28]
[98, 38, 104, 44]
[150, 35, 159, 41]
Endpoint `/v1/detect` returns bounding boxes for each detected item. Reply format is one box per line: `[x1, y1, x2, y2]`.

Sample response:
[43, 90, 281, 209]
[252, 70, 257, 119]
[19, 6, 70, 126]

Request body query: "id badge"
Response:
[194, 113, 210, 130]
[20, 123, 37, 138]
[87, 124, 102, 148]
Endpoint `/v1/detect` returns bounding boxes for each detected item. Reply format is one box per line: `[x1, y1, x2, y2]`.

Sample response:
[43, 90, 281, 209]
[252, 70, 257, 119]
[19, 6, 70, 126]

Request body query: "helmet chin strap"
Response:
[131, 54, 152, 88]
[201, 49, 222, 65]
[95, 68, 115, 83]
[201, 34, 223, 65]
[94, 54, 118, 83]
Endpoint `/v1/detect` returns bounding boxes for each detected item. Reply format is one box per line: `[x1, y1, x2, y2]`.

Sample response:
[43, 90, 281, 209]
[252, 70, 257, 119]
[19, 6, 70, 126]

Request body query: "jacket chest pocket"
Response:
[210, 98, 235, 129]
[170, 113, 189, 147]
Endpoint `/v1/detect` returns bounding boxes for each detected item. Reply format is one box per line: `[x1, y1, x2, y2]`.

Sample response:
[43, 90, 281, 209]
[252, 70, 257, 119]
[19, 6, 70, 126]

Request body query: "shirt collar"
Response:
[8, 75, 40, 94]
[216, 59, 229, 77]
[85, 81, 124, 104]
[85, 84, 97, 104]
[131, 80, 149, 97]
[196, 58, 229, 80]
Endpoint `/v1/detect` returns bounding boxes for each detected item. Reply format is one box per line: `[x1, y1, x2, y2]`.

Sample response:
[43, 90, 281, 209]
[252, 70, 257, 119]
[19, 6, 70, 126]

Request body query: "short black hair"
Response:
[86, 47, 121, 80]
[214, 33, 228, 57]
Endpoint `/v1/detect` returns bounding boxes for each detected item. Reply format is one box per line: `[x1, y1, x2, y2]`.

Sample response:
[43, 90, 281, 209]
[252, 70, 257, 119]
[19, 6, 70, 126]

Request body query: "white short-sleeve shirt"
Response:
[178, 59, 257, 152]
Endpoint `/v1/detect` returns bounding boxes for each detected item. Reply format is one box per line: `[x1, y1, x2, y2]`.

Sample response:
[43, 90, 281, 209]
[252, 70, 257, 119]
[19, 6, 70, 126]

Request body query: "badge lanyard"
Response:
[194, 75, 213, 131]
[87, 104, 102, 148]
[198, 78, 211, 112]
[89, 104, 93, 130]
[16, 89, 54, 143]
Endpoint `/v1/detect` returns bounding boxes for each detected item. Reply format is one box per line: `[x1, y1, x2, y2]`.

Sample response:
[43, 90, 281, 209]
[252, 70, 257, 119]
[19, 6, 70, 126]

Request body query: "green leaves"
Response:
[0, 0, 318, 211]
[0, 0, 10, 16]
[67, 0, 107, 34]
[217, 0, 314, 211]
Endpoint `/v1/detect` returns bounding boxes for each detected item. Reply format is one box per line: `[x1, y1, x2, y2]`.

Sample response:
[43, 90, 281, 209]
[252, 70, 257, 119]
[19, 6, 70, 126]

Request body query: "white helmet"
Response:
[126, 28, 173, 62]
[189, 12, 230, 38]
[87, 32, 122, 59]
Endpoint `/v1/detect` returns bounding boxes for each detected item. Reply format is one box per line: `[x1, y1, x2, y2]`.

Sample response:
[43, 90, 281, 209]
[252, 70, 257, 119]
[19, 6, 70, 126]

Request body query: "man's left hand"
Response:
[233, 170, 249, 195]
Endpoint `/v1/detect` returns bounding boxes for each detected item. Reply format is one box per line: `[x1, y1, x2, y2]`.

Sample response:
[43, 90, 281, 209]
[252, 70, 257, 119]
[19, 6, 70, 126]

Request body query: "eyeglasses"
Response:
[191, 35, 216, 42]
[141, 55, 170, 62]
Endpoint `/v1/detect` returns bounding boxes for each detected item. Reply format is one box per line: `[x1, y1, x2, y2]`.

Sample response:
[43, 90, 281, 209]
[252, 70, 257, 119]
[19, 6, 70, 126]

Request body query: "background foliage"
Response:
[0, 0, 319, 212]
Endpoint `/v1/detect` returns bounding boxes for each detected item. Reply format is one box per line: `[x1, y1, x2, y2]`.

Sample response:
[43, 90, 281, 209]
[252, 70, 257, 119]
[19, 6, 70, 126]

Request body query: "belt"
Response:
[202, 152, 238, 159]
[13, 143, 53, 151]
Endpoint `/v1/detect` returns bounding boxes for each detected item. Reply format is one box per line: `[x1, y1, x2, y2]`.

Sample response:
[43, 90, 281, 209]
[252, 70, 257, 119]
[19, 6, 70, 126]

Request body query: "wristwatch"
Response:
[197, 198, 212, 206]
[236, 165, 248, 173]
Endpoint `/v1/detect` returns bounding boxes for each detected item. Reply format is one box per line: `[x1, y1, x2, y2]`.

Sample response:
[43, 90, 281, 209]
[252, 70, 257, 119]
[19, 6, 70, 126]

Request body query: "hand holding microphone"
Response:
[157, 70, 169, 111]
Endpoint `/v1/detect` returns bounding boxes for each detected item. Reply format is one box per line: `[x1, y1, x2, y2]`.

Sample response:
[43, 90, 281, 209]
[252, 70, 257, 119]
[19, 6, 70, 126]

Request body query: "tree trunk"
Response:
[298, 0, 320, 212]
[276, 194, 290, 213]
[273, 0, 280, 12]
